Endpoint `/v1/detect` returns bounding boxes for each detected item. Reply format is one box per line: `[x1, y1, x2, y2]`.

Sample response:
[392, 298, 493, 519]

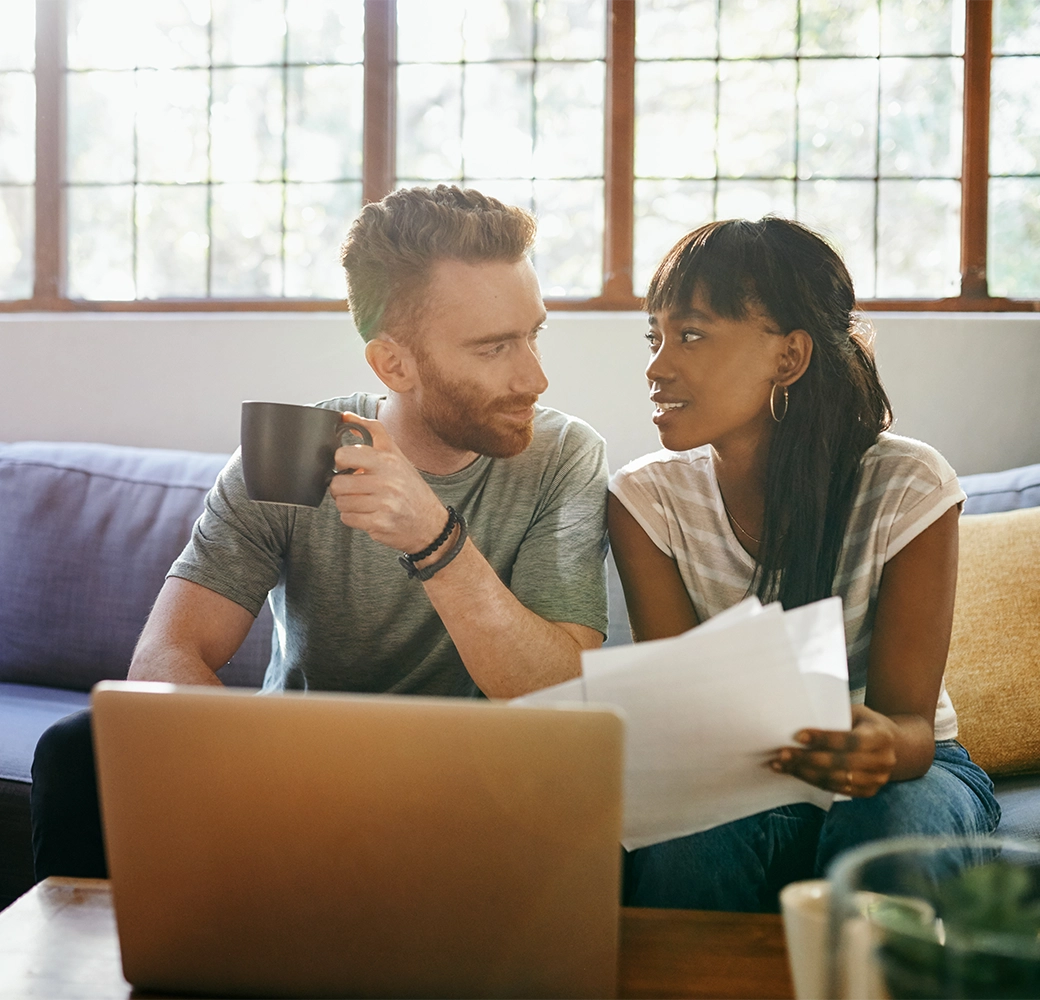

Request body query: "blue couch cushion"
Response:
[0, 683, 90, 783]
[960, 462, 1040, 514]
[0, 442, 272, 692]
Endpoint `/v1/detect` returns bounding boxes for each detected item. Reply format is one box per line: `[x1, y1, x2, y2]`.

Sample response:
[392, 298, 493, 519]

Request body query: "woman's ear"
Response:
[365, 336, 418, 393]
[776, 329, 813, 387]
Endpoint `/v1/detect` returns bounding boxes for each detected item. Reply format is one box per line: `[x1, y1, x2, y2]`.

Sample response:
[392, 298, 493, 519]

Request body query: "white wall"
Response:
[1, 311, 1038, 475]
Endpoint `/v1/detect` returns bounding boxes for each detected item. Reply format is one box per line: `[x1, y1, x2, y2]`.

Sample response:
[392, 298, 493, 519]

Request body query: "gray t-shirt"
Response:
[170, 393, 609, 697]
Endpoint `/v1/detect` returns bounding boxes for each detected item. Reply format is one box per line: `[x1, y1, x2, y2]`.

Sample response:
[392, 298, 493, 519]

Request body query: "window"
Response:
[2, 0, 1038, 311]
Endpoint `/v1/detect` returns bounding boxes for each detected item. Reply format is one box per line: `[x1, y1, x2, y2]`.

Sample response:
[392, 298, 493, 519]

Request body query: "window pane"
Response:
[137, 69, 210, 183]
[463, 0, 533, 61]
[0, 1, 35, 71]
[532, 179, 603, 297]
[286, 0, 364, 64]
[284, 182, 362, 298]
[212, 68, 285, 183]
[990, 56, 1040, 176]
[989, 178, 1040, 297]
[879, 57, 962, 177]
[994, 0, 1040, 54]
[286, 65, 363, 182]
[535, 1, 605, 60]
[462, 63, 533, 178]
[67, 71, 135, 183]
[797, 59, 878, 179]
[880, 0, 964, 56]
[211, 0, 286, 66]
[719, 0, 796, 58]
[635, 61, 716, 179]
[0, 73, 35, 183]
[136, 184, 208, 298]
[716, 179, 795, 220]
[210, 183, 283, 296]
[799, 0, 879, 57]
[463, 179, 534, 211]
[876, 178, 960, 296]
[398, 0, 465, 63]
[397, 64, 464, 180]
[718, 61, 796, 178]
[534, 62, 604, 179]
[67, 185, 135, 299]
[0, 186, 33, 299]
[636, 0, 717, 60]
[633, 179, 715, 293]
[796, 179, 877, 297]
[70, 0, 211, 69]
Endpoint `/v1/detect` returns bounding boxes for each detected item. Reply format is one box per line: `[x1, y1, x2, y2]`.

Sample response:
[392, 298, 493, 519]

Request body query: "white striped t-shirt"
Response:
[609, 432, 965, 740]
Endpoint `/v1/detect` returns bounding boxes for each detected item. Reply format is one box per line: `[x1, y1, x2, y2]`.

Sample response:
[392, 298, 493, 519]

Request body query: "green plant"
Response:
[872, 859, 1040, 1000]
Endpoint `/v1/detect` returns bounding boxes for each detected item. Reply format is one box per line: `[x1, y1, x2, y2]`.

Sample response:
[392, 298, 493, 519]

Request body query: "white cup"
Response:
[780, 878, 831, 1000]
[782, 878, 918, 1000]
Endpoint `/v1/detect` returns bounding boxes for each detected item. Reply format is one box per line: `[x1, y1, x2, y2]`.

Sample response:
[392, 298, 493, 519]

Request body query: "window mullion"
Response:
[33, 0, 67, 303]
[960, 0, 992, 299]
[602, 0, 635, 304]
[363, 0, 396, 205]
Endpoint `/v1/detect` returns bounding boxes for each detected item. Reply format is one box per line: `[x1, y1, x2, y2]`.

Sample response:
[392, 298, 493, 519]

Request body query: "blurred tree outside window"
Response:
[0, 0, 1037, 308]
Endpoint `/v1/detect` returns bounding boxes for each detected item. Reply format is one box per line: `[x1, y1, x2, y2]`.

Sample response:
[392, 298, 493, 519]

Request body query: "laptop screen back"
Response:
[92, 682, 624, 999]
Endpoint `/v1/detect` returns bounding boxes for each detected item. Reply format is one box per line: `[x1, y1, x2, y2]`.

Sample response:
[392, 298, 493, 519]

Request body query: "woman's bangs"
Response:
[645, 221, 759, 321]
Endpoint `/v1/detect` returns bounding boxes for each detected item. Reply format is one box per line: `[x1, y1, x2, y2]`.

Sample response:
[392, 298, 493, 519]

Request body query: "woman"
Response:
[609, 218, 1000, 913]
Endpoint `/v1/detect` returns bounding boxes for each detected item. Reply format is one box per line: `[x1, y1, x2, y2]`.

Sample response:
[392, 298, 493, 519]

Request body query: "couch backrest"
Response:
[0, 442, 272, 691]
[946, 460, 1040, 776]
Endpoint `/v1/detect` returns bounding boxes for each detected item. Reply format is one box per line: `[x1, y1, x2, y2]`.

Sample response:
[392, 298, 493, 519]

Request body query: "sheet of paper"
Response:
[513, 596, 851, 850]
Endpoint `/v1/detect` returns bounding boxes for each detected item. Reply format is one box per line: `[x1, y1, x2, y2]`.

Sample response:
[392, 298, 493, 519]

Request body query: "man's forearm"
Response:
[421, 538, 598, 698]
[128, 642, 224, 685]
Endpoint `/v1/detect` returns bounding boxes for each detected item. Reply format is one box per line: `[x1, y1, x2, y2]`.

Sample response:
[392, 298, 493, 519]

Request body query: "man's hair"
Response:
[339, 184, 537, 342]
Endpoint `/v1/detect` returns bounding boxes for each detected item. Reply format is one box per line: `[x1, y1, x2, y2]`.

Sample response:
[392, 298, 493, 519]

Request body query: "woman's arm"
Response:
[608, 493, 699, 641]
[772, 504, 960, 795]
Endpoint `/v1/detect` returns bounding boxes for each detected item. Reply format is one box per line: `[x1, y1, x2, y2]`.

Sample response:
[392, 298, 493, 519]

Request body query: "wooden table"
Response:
[0, 879, 793, 999]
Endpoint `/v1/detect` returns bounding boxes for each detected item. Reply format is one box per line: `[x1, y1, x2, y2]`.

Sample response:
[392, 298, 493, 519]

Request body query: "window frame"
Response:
[6, 0, 1038, 313]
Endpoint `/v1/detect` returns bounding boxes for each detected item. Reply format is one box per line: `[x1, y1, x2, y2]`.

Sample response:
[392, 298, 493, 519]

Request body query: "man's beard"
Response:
[415, 353, 538, 459]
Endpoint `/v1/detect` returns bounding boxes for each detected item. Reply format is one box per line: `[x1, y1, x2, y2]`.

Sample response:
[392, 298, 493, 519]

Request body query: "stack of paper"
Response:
[514, 596, 852, 850]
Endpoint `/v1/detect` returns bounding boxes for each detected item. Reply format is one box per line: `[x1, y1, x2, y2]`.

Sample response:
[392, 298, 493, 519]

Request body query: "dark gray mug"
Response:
[241, 401, 373, 507]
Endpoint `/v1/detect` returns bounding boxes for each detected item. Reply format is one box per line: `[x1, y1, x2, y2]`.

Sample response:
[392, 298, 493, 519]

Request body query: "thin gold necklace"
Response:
[719, 490, 762, 544]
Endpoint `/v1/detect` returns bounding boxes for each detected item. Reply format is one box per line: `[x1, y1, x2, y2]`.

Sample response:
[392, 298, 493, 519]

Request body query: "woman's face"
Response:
[645, 289, 787, 455]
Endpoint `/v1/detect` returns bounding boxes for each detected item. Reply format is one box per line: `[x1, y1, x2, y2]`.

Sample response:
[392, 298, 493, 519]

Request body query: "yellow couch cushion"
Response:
[944, 505, 1040, 776]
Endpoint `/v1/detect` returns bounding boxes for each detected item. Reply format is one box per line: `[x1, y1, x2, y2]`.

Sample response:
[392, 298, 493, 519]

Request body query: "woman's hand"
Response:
[768, 704, 899, 797]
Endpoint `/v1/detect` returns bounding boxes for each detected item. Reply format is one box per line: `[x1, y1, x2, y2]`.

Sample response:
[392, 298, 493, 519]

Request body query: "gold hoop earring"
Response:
[770, 383, 789, 423]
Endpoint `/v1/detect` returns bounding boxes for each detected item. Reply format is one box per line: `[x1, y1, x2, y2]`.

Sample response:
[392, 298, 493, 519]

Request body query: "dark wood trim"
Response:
[2, 294, 1038, 315]
[602, 0, 636, 303]
[32, 0, 66, 302]
[362, 0, 396, 205]
[960, 0, 992, 298]
[857, 296, 1039, 312]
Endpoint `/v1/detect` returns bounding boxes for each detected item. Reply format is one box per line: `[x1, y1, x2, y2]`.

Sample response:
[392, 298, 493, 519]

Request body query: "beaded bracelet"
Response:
[403, 506, 458, 563]
[398, 507, 468, 581]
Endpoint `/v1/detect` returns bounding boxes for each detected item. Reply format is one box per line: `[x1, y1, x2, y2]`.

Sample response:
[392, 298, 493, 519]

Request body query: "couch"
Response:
[1, 440, 1038, 912]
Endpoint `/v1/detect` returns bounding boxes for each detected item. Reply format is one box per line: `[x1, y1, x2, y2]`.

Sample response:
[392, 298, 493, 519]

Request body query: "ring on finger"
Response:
[842, 769, 853, 795]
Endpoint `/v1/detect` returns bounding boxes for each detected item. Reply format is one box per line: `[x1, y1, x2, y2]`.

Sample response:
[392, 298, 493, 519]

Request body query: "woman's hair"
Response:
[340, 184, 536, 342]
[646, 217, 893, 609]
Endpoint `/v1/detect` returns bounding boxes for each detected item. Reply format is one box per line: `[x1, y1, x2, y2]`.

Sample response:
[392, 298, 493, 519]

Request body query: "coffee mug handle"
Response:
[338, 422, 373, 449]
[333, 421, 373, 476]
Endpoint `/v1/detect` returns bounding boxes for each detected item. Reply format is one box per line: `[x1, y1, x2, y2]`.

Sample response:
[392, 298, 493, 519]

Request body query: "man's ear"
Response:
[775, 329, 813, 387]
[365, 336, 418, 393]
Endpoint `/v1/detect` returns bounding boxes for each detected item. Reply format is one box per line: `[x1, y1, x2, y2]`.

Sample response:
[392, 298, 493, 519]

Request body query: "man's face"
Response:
[408, 257, 549, 458]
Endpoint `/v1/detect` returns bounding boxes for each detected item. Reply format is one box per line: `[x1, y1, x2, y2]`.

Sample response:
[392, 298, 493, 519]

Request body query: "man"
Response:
[31, 185, 609, 877]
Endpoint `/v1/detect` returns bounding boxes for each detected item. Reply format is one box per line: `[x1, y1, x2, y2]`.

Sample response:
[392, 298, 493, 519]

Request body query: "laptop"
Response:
[91, 681, 625, 999]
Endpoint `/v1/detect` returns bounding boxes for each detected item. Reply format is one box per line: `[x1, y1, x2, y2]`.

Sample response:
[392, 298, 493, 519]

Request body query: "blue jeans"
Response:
[622, 740, 1001, 913]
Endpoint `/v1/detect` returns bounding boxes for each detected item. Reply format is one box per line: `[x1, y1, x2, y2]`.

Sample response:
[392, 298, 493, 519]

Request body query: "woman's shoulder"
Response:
[610, 445, 713, 490]
[859, 431, 959, 488]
